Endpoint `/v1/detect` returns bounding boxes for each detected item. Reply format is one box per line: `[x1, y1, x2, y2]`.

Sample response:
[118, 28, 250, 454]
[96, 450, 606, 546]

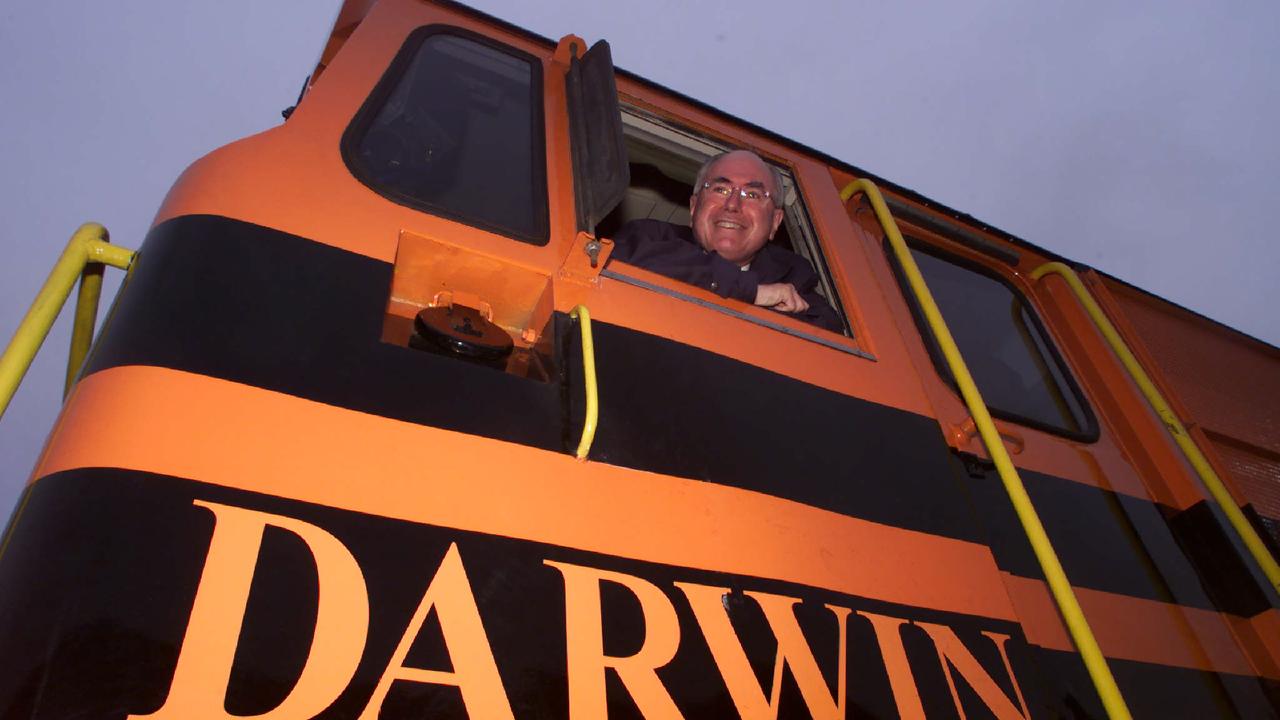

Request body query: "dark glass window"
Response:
[344, 29, 548, 244]
[905, 245, 1095, 438]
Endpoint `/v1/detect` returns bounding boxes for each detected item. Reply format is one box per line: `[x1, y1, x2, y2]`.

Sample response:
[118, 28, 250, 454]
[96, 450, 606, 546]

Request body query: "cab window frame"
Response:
[598, 104, 864, 356]
[889, 237, 1101, 442]
[340, 24, 550, 245]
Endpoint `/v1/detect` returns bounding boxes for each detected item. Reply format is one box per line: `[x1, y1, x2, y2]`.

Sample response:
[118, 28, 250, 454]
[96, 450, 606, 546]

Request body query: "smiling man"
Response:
[609, 150, 842, 332]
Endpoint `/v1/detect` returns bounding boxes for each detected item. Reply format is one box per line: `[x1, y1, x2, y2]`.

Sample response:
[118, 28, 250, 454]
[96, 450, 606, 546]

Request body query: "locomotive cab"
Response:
[1, 0, 1278, 718]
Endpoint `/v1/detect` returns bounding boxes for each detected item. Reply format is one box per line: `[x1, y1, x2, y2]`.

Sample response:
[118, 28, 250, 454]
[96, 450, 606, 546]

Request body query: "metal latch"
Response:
[558, 232, 613, 286]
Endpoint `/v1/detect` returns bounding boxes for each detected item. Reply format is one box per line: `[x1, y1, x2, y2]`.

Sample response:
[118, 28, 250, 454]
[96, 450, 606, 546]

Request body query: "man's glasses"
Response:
[701, 181, 774, 207]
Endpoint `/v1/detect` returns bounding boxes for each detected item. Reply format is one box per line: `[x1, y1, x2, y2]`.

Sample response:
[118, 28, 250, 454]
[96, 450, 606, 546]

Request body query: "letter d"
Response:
[131, 500, 369, 720]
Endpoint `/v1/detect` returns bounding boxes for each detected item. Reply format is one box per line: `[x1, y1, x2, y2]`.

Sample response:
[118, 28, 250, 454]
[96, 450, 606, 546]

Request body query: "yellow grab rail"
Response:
[66, 251, 107, 397]
[1031, 262, 1280, 594]
[569, 305, 599, 460]
[0, 223, 134, 421]
[841, 180, 1132, 720]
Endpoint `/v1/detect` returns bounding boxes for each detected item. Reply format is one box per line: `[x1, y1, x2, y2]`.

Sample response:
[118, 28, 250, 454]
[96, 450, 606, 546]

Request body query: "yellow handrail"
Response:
[569, 305, 599, 460]
[841, 180, 1132, 720]
[0, 223, 134, 421]
[66, 250, 107, 397]
[1031, 262, 1280, 594]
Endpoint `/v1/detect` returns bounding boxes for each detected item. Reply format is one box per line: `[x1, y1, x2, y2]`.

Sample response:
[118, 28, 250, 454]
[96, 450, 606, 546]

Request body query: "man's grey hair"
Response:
[693, 150, 786, 209]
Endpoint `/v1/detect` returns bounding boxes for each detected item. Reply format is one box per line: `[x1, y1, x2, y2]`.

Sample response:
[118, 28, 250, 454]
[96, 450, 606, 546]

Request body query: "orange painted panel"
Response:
[1103, 280, 1280, 457]
[1001, 573, 1271, 678]
[38, 365, 1017, 623]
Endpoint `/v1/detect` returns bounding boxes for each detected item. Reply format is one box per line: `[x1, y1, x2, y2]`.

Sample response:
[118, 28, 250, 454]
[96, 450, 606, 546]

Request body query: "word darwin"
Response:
[133, 500, 1033, 720]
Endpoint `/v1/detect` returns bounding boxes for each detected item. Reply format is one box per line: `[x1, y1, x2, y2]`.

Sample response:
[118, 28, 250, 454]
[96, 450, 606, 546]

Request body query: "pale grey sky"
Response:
[2, 1, 1278, 520]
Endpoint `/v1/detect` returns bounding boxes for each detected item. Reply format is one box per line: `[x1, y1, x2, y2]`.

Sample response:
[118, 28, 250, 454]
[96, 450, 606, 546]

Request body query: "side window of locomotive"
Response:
[595, 108, 854, 346]
[900, 244, 1097, 439]
[342, 28, 549, 244]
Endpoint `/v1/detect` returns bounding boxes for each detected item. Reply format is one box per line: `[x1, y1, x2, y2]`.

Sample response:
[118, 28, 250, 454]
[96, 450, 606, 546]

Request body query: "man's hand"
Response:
[754, 283, 809, 314]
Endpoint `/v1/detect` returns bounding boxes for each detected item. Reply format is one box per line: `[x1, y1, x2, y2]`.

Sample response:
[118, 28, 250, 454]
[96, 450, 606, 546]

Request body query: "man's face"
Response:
[689, 152, 785, 267]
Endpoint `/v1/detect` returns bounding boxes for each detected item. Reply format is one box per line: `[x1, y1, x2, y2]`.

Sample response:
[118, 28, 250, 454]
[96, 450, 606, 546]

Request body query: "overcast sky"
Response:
[2, 1, 1278, 520]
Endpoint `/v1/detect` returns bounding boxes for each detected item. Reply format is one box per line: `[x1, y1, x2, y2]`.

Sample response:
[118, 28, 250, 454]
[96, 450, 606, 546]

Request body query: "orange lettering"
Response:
[677, 583, 849, 720]
[915, 623, 1032, 720]
[131, 500, 368, 720]
[546, 560, 683, 719]
[859, 613, 1033, 720]
[858, 611, 926, 720]
[359, 542, 513, 719]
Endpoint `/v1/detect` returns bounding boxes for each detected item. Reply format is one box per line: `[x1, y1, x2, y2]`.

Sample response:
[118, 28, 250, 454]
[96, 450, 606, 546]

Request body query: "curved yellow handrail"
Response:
[66, 258, 106, 396]
[569, 305, 598, 460]
[0, 223, 134, 421]
[1031, 262, 1280, 593]
[841, 180, 1132, 720]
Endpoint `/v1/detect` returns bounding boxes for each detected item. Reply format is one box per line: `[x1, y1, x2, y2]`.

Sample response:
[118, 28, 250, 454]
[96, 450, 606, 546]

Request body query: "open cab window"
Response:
[594, 104, 859, 352]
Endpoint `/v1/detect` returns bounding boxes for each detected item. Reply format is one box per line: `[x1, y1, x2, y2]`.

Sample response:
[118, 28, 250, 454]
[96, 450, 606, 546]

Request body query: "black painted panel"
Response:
[963, 462, 1222, 612]
[1167, 500, 1277, 618]
[0, 469, 1044, 719]
[3, 469, 1274, 719]
[559, 311, 987, 546]
[83, 215, 988, 545]
[75, 215, 1269, 620]
[84, 215, 568, 452]
[1030, 648, 1280, 719]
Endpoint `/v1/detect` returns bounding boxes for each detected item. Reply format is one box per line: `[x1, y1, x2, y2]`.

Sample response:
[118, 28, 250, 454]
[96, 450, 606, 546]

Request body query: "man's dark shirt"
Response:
[609, 219, 842, 333]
